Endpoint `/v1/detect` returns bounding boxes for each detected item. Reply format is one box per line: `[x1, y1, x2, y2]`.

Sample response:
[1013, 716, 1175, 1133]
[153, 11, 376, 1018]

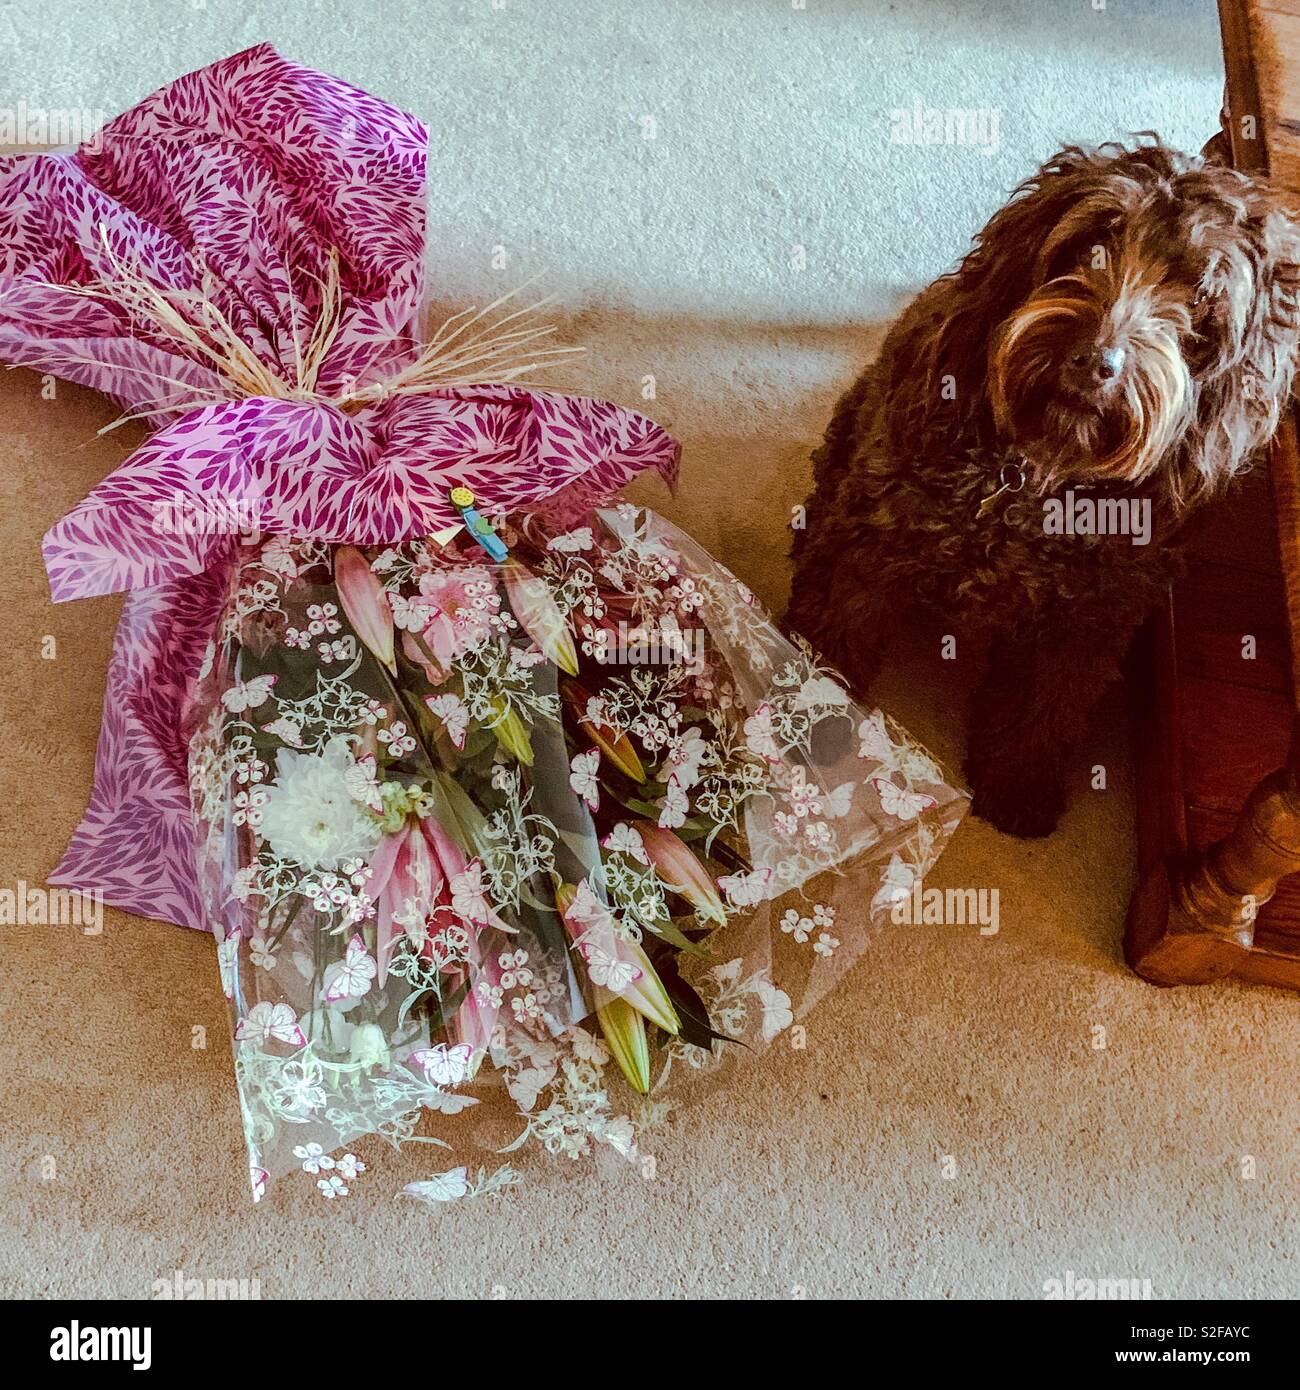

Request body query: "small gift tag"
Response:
[448, 487, 509, 561]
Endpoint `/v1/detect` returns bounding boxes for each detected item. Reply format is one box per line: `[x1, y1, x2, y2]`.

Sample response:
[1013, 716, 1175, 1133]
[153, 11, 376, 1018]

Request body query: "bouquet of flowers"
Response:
[0, 45, 966, 1203]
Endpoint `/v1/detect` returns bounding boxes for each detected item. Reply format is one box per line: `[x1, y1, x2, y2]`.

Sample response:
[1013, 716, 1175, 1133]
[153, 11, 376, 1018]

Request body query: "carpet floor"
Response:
[2, 0, 1297, 1300]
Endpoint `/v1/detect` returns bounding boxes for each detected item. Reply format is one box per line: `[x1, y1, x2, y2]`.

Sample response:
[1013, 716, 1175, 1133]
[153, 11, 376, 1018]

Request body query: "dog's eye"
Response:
[1037, 233, 1103, 284]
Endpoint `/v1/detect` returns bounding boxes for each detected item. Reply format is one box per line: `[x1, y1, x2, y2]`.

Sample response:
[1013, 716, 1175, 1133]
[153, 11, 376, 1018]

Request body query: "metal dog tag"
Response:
[977, 462, 1026, 519]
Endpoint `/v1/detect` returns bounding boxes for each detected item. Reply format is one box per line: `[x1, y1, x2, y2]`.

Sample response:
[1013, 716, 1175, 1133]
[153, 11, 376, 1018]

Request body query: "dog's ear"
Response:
[1190, 185, 1300, 498]
[883, 144, 1132, 455]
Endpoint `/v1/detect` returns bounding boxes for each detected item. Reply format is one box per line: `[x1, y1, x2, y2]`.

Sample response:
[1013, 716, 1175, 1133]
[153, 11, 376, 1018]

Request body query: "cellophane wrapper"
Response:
[186, 502, 966, 1201]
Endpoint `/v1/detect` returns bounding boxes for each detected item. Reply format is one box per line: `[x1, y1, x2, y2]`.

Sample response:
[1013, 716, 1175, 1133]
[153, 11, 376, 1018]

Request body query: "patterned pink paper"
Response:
[0, 45, 678, 927]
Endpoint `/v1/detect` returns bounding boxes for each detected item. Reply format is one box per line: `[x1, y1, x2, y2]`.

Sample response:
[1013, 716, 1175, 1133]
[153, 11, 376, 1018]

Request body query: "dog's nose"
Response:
[1098, 346, 1126, 380]
[1066, 345, 1126, 388]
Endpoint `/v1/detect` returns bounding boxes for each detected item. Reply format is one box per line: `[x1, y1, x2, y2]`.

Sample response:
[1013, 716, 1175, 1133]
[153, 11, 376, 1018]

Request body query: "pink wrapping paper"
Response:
[0, 44, 678, 927]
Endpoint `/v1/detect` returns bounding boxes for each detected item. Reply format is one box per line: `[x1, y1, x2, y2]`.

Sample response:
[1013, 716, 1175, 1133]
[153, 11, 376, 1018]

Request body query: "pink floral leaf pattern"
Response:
[0, 46, 680, 927]
[47, 573, 228, 928]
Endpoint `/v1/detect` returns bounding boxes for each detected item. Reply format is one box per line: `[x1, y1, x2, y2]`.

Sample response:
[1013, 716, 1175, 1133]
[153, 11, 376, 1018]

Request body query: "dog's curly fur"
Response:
[788, 139, 1300, 837]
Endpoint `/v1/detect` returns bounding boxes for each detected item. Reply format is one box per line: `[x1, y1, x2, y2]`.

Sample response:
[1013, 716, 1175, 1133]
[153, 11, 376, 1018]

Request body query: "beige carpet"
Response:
[3, 0, 1299, 1300]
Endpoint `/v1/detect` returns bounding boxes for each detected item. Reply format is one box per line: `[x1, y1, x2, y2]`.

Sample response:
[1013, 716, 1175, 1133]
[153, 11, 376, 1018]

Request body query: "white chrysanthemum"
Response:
[258, 738, 381, 870]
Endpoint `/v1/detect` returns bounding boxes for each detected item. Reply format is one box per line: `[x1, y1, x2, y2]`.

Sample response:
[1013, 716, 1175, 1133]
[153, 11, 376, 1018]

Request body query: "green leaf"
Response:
[433, 770, 493, 859]
[641, 914, 709, 957]
[654, 954, 749, 1053]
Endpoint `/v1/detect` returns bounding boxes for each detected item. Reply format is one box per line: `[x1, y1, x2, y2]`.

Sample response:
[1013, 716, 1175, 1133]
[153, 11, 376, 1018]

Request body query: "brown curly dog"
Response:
[788, 139, 1300, 837]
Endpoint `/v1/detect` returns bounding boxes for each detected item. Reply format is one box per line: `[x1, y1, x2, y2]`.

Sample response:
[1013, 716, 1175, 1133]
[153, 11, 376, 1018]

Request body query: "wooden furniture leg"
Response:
[1128, 719, 1300, 985]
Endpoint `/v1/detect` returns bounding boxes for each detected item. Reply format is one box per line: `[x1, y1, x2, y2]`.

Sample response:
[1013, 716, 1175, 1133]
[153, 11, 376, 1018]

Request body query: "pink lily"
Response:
[557, 880, 679, 1034]
[503, 559, 579, 675]
[422, 815, 503, 926]
[449, 929, 502, 1067]
[367, 812, 509, 986]
[397, 568, 498, 682]
[366, 818, 443, 986]
[417, 815, 507, 1070]
[335, 546, 395, 671]
[633, 821, 728, 925]
[402, 629, 450, 685]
